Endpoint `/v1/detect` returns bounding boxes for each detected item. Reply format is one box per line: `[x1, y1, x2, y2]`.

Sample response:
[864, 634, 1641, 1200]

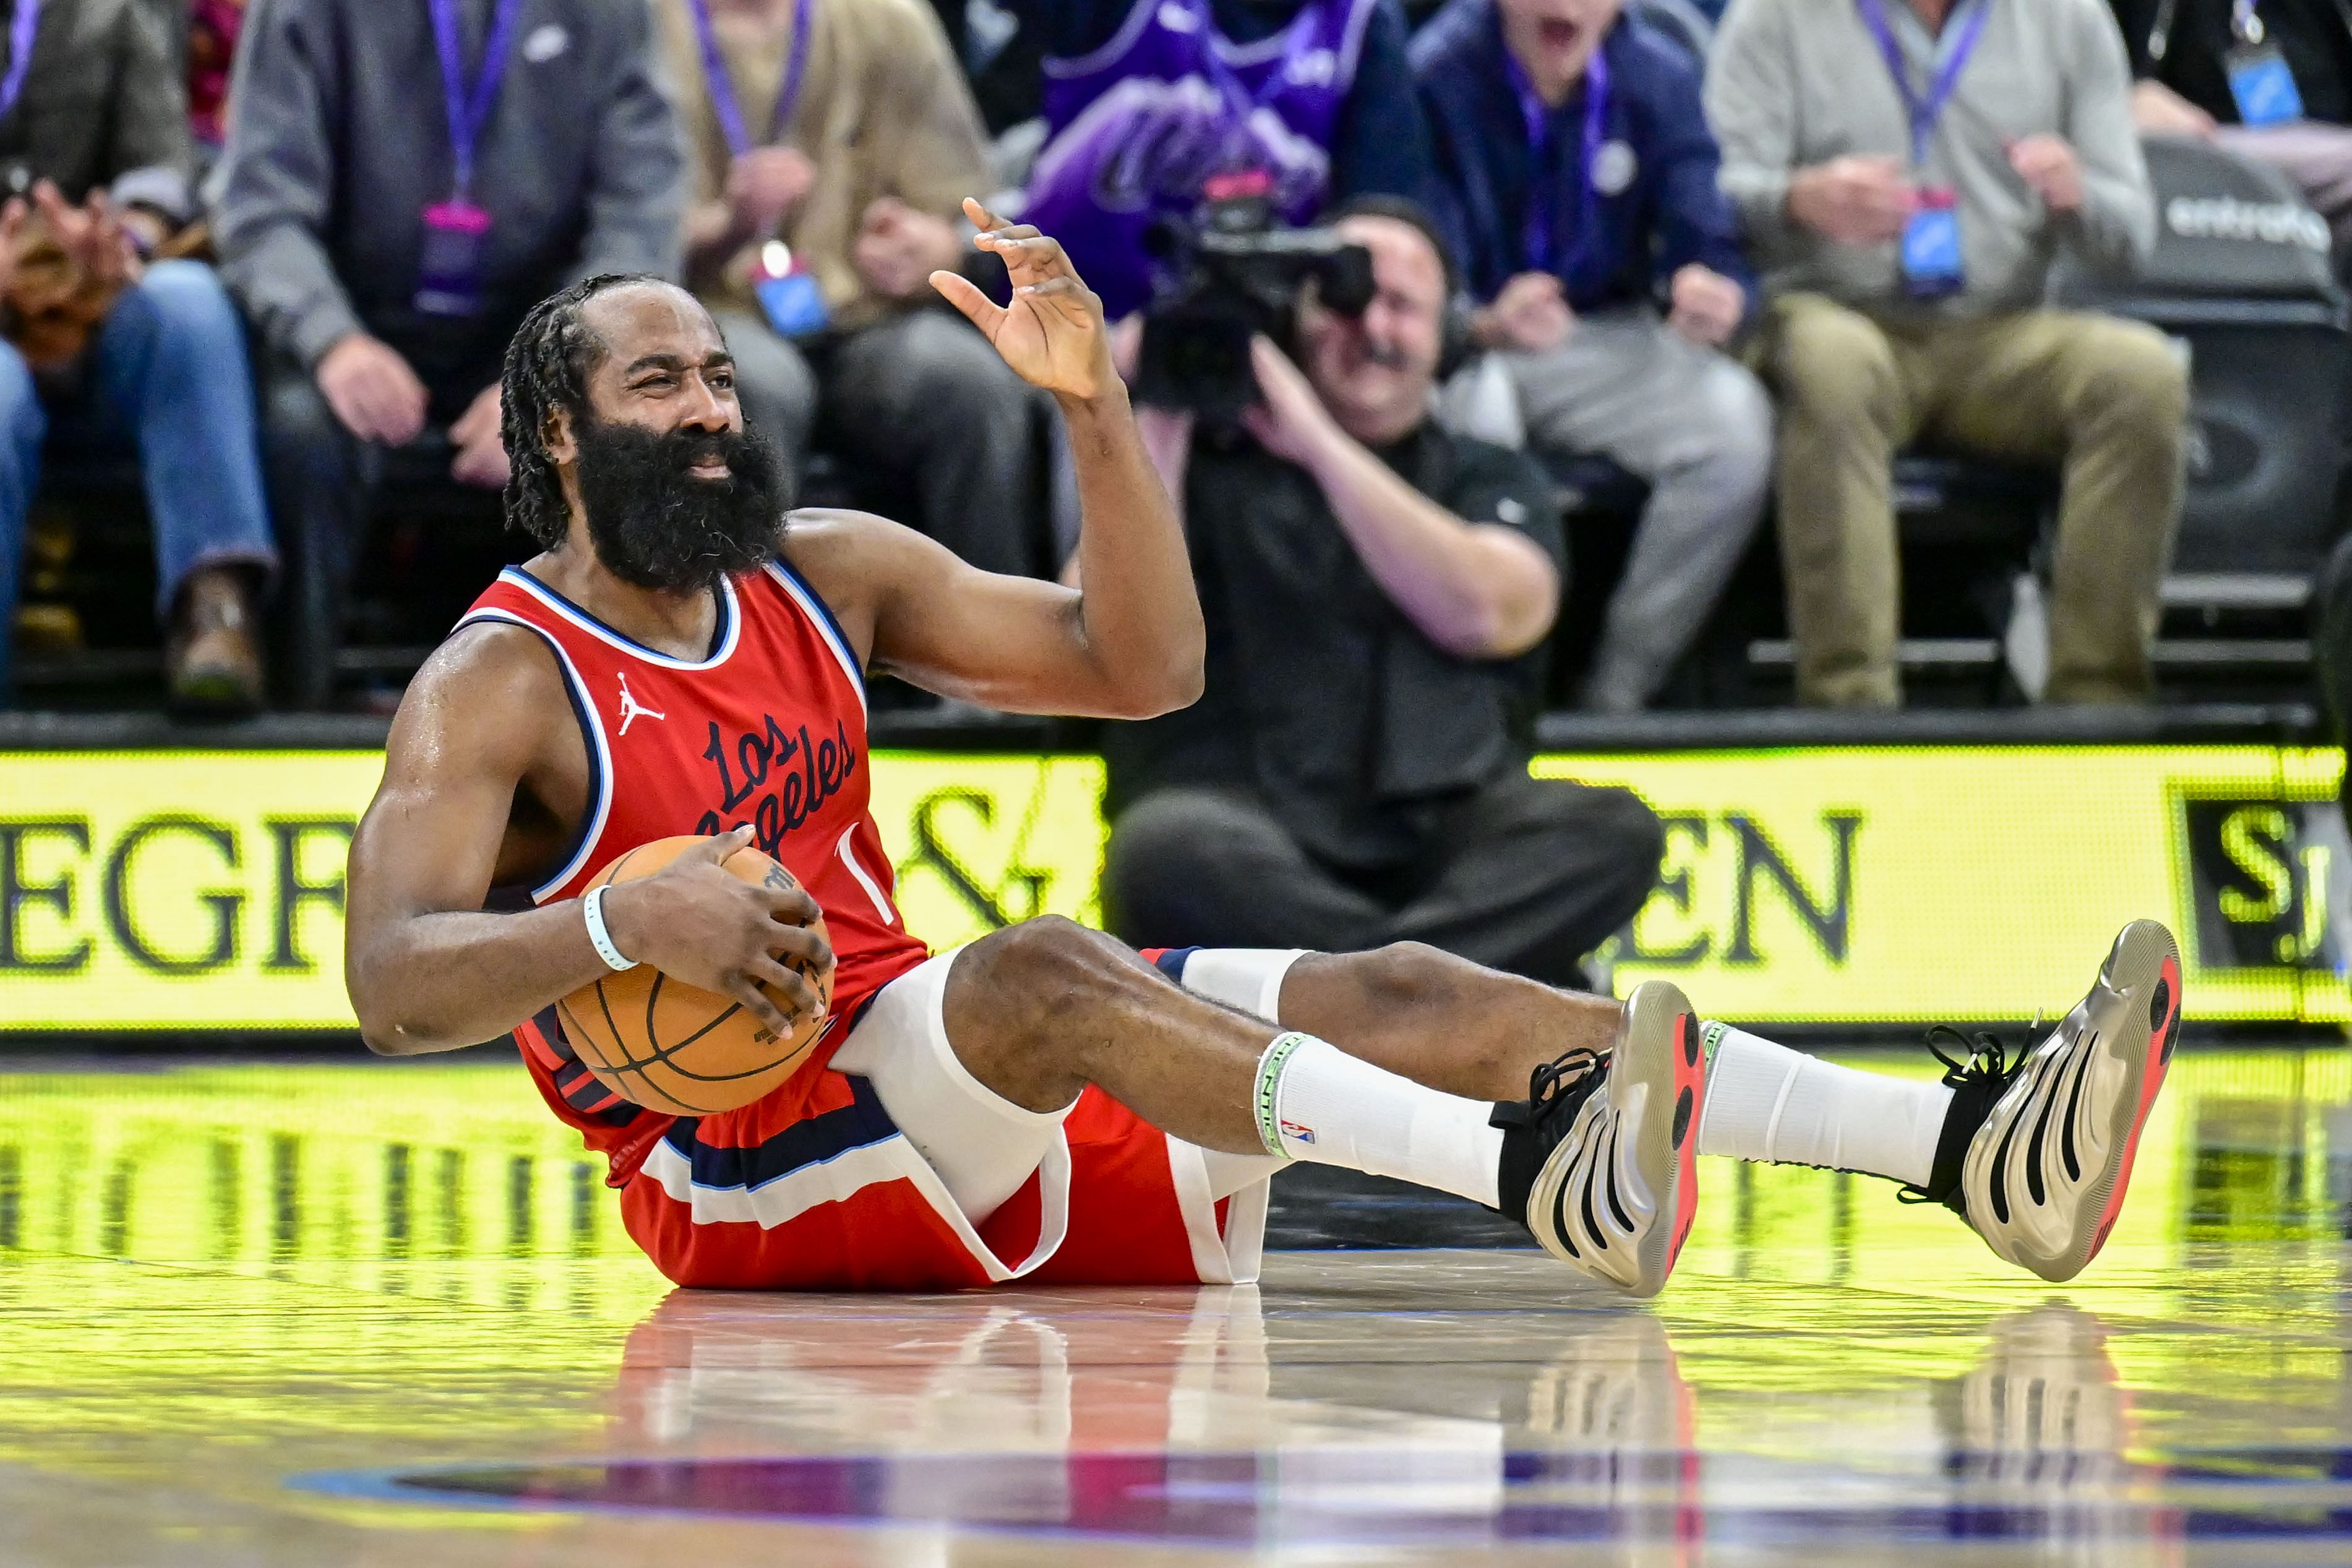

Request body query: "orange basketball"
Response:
[557, 836, 835, 1116]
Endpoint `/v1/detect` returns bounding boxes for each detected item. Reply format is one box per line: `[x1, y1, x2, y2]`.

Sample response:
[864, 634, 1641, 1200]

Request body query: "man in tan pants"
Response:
[1707, 0, 2187, 706]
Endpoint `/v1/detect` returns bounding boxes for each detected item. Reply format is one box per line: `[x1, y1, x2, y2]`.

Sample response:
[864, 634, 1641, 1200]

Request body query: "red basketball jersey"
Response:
[457, 561, 930, 1176]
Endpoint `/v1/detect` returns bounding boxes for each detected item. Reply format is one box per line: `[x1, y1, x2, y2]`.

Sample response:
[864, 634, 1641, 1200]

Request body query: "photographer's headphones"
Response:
[1326, 194, 1477, 382]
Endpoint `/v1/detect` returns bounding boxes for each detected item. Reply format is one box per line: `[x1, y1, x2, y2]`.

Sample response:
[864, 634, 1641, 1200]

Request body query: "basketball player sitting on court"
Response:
[343, 200, 2183, 1297]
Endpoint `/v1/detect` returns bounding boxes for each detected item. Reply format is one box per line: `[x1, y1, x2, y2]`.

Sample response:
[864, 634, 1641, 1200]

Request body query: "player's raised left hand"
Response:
[930, 197, 1113, 401]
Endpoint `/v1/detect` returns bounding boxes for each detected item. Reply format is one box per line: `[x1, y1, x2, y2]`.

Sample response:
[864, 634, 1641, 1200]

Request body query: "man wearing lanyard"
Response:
[654, 0, 1039, 576]
[1708, 0, 2187, 708]
[1414, 0, 1774, 713]
[214, 0, 684, 707]
[0, 0, 278, 713]
[2120, 0, 2352, 257]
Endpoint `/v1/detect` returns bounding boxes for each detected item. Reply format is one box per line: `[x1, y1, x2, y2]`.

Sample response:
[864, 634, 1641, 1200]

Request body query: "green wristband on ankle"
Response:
[1252, 1032, 1313, 1157]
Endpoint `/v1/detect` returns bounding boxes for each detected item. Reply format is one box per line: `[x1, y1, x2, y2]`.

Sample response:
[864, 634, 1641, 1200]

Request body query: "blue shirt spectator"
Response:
[1412, 0, 1749, 311]
[1410, 0, 1771, 713]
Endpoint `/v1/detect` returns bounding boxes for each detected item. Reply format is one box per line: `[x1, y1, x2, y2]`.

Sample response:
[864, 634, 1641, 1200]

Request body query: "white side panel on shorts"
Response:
[1166, 1138, 1270, 1287]
[638, 1125, 1074, 1283]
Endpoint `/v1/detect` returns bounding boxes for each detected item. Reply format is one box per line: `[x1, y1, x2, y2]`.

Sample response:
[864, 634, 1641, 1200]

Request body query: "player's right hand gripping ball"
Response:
[559, 836, 833, 1115]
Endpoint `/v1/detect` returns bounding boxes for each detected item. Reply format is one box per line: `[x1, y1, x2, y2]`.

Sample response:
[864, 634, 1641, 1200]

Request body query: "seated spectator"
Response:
[1414, 0, 1772, 711]
[1707, 0, 2187, 706]
[212, 0, 684, 706]
[656, 0, 1044, 576]
[0, 0, 275, 712]
[1100, 202, 1665, 987]
[2114, 0, 2352, 256]
[1021, 0, 1440, 321]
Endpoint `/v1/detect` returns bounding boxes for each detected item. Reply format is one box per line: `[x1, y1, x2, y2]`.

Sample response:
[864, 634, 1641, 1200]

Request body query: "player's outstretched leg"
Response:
[1148, 945, 1705, 1297]
[1154, 920, 2181, 1287]
[943, 921, 1705, 1299]
[1692, 920, 2181, 1282]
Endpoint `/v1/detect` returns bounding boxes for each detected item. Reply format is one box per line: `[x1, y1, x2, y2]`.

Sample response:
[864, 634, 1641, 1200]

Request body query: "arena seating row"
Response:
[17, 128, 2350, 718]
[1542, 132, 2350, 711]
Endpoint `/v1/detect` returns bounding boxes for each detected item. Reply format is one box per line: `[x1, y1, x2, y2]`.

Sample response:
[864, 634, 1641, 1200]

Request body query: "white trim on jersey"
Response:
[455, 609, 616, 902]
[1041, 0, 1164, 79]
[494, 568, 745, 671]
[836, 828, 898, 927]
[1334, 0, 1377, 88]
[763, 562, 868, 715]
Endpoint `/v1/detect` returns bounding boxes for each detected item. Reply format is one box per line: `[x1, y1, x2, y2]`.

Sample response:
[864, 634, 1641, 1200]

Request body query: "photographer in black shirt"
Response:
[1100, 199, 1663, 987]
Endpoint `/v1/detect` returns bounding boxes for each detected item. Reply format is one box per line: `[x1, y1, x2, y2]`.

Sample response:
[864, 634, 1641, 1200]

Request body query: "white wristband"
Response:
[582, 885, 638, 972]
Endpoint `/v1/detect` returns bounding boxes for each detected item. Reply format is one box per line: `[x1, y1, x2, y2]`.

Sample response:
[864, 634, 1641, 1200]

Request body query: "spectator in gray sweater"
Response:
[1706, 0, 2186, 707]
[0, 0, 276, 713]
[211, 0, 684, 706]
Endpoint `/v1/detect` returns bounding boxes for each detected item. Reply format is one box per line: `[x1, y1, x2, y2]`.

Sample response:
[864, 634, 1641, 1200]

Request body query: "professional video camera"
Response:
[1135, 173, 1375, 423]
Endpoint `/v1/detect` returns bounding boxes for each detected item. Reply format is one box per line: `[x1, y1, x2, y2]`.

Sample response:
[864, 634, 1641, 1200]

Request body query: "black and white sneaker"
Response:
[1492, 981, 1707, 1298]
[1903, 920, 2183, 1282]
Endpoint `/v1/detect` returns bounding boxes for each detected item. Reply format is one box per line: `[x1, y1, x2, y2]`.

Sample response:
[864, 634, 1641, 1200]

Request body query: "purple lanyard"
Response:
[0, 0, 40, 123]
[1502, 42, 1608, 276]
[429, 0, 525, 199]
[1855, 0, 1994, 167]
[686, 0, 815, 160]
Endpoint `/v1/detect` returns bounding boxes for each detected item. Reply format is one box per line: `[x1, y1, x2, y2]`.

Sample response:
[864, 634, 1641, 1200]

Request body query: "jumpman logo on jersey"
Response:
[616, 673, 666, 735]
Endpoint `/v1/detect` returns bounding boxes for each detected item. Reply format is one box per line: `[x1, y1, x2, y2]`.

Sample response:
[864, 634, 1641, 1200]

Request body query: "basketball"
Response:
[556, 835, 835, 1116]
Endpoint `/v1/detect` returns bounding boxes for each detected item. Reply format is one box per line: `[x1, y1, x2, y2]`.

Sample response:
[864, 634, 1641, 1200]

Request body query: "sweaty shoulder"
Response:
[777, 507, 940, 669]
[387, 619, 570, 776]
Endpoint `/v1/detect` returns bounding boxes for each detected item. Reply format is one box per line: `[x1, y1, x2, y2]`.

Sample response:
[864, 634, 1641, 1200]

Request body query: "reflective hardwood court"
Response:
[12, 1047, 2352, 1565]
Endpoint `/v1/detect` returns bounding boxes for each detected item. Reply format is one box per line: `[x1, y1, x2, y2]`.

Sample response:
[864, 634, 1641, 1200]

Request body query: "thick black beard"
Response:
[571, 414, 786, 593]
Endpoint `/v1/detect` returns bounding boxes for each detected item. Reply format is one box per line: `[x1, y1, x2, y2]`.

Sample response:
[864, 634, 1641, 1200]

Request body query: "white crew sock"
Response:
[1694, 1023, 1952, 1187]
[1169, 948, 1307, 1021]
[1254, 1032, 1503, 1209]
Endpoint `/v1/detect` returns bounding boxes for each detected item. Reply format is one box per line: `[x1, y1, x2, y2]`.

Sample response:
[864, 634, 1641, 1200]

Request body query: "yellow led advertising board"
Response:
[0, 745, 2340, 1031]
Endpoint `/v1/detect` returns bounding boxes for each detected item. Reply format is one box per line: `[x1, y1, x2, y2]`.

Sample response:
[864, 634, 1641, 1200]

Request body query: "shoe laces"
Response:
[1493, 1045, 1605, 1132]
[1894, 1024, 2033, 1207]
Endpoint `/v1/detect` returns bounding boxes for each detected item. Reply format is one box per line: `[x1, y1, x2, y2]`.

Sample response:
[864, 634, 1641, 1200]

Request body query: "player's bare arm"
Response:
[784, 200, 1205, 718]
[345, 625, 830, 1056]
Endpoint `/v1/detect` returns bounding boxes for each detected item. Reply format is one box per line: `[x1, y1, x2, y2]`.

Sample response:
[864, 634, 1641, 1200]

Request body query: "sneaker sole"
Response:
[1524, 981, 1706, 1298]
[1996, 919, 2182, 1283]
[2075, 919, 2183, 1277]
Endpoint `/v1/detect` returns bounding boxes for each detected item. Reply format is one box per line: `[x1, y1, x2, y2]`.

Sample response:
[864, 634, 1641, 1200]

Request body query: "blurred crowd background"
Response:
[12, 0, 2352, 967]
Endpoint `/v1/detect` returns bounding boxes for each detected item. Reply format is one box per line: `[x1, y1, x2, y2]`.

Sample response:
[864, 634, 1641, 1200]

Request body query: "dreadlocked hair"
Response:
[499, 272, 664, 549]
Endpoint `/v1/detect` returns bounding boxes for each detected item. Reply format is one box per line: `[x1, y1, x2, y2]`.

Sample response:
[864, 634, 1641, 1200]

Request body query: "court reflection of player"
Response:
[601, 1283, 1524, 1543]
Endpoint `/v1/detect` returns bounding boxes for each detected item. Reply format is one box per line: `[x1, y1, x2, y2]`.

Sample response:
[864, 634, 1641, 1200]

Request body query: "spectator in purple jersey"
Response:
[1018, 0, 1439, 321]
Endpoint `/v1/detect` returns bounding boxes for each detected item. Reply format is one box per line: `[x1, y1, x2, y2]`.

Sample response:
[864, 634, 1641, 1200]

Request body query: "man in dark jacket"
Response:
[1101, 200, 1663, 987]
[1415, 0, 1771, 711]
[211, 0, 684, 705]
[0, 0, 276, 711]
